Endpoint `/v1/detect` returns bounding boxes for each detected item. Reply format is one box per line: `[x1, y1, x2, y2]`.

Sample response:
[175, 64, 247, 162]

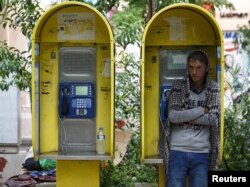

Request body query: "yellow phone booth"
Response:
[31, 2, 114, 186]
[141, 4, 224, 186]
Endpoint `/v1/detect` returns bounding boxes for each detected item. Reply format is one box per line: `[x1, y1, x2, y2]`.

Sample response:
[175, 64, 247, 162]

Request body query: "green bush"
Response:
[221, 92, 250, 170]
[221, 65, 250, 170]
[101, 136, 158, 187]
[100, 51, 158, 187]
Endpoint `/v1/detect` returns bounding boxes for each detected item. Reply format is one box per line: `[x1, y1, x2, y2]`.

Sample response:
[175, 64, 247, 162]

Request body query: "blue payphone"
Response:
[159, 84, 172, 123]
[59, 83, 95, 118]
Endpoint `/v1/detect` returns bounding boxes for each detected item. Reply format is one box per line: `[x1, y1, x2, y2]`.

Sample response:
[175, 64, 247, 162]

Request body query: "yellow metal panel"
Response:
[39, 43, 59, 153]
[57, 160, 99, 187]
[159, 164, 165, 187]
[96, 44, 113, 154]
[144, 47, 160, 156]
[140, 54, 145, 162]
[110, 42, 115, 156]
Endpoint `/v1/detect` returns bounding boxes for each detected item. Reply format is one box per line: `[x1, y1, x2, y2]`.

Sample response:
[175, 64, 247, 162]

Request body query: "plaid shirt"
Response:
[161, 77, 220, 176]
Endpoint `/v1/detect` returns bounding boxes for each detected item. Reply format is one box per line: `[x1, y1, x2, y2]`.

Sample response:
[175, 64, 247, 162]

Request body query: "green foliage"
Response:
[0, 0, 7, 12]
[0, 0, 42, 91]
[0, 41, 31, 91]
[1, 0, 43, 39]
[115, 52, 140, 123]
[222, 93, 250, 170]
[100, 51, 158, 186]
[94, 0, 120, 15]
[237, 26, 250, 54]
[221, 64, 250, 170]
[112, 7, 145, 49]
[101, 137, 158, 187]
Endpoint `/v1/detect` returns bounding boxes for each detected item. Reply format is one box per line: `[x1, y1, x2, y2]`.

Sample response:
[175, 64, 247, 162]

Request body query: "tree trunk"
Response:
[145, 0, 156, 22]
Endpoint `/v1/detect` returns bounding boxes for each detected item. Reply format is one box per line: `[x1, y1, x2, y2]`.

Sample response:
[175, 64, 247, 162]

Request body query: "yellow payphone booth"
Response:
[31, 2, 114, 186]
[141, 4, 224, 186]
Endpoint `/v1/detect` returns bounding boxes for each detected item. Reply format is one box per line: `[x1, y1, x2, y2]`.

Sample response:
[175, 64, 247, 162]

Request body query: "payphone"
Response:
[59, 83, 95, 118]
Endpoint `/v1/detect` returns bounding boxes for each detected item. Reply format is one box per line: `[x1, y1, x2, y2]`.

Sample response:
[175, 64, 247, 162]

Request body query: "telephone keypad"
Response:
[75, 98, 91, 109]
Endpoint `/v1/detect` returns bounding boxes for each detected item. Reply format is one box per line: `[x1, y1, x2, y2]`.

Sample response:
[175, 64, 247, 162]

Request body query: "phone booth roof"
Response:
[142, 3, 223, 46]
[32, 1, 114, 43]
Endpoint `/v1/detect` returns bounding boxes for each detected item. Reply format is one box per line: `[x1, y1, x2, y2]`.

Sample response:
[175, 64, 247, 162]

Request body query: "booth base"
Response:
[57, 160, 99, 187]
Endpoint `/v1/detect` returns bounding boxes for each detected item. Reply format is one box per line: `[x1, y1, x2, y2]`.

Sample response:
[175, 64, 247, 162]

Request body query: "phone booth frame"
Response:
[31, 2, 114, 186]
[141, 3, 224, 186]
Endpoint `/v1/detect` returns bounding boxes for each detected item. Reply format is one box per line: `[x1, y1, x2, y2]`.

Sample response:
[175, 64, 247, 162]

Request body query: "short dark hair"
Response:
[187, 50, 209, 66]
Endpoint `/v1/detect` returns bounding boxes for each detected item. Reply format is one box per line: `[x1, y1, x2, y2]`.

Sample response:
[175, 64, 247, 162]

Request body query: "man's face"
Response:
[188, 59, 207, 85]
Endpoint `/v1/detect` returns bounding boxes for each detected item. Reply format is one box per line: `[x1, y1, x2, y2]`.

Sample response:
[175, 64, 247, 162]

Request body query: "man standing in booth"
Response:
[166, 50, 220, 187]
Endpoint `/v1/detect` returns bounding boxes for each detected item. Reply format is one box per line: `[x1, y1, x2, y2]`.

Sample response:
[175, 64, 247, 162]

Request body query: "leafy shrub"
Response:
[100, 51, 158, 186]
[221, 92, 250, 170]
[221, 64, 250, 170]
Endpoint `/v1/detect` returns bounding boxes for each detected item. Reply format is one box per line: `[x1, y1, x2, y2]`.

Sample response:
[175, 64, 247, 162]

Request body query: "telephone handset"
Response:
[159, 84, 172, 122]
[61, 87, 70, 116]
[59, 83, 95, 118]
